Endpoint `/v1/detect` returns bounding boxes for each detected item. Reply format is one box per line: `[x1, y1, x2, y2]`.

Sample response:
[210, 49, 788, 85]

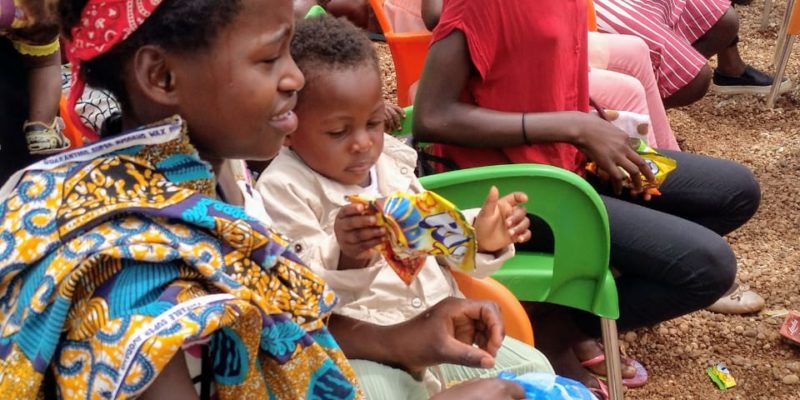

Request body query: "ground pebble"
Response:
[783, 375, 799, 385]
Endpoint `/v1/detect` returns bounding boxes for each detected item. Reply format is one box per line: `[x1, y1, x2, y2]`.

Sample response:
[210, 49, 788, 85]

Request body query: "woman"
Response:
[413, 0, 760, 394]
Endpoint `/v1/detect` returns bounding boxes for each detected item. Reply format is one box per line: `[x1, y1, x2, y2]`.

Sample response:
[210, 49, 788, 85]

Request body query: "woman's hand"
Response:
[334, 203, 385, 269]
[573, 112, 656, 196]
[431, 378, 526, 400]
[474, 186, 530, 253]
[392, 297, 505, 374]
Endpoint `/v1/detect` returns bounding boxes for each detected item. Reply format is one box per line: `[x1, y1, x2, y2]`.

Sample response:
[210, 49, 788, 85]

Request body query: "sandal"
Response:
[581, 353, 648, 388]
[589, 376, 609, 400]
[24, 118, 71, 155]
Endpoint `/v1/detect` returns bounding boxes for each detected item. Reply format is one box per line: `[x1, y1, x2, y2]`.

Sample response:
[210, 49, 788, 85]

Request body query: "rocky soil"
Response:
[376, 1, 800, 398]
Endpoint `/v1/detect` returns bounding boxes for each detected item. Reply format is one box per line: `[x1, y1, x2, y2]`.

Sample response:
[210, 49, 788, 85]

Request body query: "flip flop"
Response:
[589, 376, 609, 400]
[580, 353, 648, 388]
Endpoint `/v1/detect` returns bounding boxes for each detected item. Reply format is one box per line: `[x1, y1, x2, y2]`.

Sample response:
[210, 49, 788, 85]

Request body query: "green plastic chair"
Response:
[305, 4, 327, 18]
[404, 110, 625, 399]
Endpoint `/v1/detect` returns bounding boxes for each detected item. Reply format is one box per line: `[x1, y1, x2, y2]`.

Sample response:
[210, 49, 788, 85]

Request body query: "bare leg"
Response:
[140, 350, 199, 400]
[692, 8, 746, 76]
[663, 65, 712, 109]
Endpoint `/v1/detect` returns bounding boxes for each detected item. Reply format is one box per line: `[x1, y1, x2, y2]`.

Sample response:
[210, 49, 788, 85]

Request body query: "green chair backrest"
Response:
[305, 4, 327, 18]
[419, 164, 619, 319]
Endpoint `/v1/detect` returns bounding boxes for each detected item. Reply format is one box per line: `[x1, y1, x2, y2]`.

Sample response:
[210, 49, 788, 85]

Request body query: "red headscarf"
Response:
[63, 0, 164, 142]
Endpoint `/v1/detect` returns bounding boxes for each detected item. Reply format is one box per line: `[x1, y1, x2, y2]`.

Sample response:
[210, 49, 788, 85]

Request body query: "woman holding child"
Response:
[413, 0, 761, 395]
[0, 0, 529, 398]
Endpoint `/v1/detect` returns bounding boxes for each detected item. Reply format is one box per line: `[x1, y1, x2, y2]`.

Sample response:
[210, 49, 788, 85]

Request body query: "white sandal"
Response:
[24, 118, 71, 155]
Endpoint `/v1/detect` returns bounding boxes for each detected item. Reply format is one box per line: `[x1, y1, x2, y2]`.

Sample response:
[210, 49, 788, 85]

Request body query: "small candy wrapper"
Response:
[348, 191, 476, 285]
[497, 372, 596, 400]
[780, 310, 800, 345]
[585, 138, 677, 196]
[706, 363, 736, 390]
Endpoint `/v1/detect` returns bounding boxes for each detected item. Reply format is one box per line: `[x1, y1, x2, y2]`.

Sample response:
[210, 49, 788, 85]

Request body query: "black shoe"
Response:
[711, 65, 792, 95]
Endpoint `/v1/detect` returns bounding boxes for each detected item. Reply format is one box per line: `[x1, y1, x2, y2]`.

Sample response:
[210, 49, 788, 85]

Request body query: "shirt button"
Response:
[400, 167, 409, 175]
[293, 243, 303, 253]
[411, 298, 423, 308]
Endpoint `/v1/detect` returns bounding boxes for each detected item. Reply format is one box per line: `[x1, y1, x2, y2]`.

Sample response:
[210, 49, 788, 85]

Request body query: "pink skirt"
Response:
[592, 0, 730, 97]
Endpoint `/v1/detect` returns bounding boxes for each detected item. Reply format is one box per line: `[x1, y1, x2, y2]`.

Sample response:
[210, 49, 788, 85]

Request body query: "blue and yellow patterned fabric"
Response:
[0, 117, 360, 399]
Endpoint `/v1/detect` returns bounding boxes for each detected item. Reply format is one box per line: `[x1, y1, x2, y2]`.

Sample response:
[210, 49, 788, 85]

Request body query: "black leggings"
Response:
[521, 150, 760, 336]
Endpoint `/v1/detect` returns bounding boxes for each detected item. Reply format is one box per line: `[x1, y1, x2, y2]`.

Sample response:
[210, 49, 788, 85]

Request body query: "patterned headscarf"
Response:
[63, 0, 163, 142]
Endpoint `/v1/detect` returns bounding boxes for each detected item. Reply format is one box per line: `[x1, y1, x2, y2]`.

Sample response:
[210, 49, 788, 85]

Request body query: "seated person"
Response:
[593, 0, 791, 107]
[1, 0, 69, 183]
[413, 0, 761, 395]
[256, 15, 554, 398]
[422, 0, 680, 151]
[0, 0, 526, 398]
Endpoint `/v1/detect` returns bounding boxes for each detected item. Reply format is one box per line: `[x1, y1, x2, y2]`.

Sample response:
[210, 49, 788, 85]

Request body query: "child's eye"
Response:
[261, 56, 280, 64]
[367, 120, 383, 128]
[327, 129, 347, 137]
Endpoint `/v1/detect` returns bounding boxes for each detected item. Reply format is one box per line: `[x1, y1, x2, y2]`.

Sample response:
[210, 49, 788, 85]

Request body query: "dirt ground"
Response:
[376, 1, 800, 398]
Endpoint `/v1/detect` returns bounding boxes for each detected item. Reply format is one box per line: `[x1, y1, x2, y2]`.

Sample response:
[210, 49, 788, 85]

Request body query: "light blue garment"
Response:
[498, 371, 596, 400]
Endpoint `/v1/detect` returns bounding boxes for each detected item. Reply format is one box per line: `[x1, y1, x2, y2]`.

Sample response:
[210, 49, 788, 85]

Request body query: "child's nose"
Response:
[351, 131, 373, 152]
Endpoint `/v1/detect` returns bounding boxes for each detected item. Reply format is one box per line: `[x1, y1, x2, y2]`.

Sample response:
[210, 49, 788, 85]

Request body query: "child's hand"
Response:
[384, 102, 406, 133]
[474, 186, 530, 253]
[334, 203, 386, 268]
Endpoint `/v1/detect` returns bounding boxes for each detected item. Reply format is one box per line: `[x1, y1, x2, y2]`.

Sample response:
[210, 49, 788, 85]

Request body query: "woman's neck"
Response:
[121, 109, 224, 177]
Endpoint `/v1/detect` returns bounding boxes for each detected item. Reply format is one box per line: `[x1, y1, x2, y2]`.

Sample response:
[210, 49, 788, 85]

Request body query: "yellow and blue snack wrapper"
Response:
[585, 138, 677, 196]
[348, 191, 477, 285]
[706, 363, 736, 390]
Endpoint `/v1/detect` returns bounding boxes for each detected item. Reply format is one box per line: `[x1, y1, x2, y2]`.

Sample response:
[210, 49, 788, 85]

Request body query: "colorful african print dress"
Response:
[0, 116, 361, 399]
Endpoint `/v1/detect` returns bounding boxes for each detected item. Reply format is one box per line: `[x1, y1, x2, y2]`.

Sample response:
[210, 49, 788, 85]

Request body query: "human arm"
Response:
[421, 0, 442, 31]
[327, 297, 504, 374]
[412, 29, 655, 195]
[334, 202, 386, 270]
[255, 168, 378, 275]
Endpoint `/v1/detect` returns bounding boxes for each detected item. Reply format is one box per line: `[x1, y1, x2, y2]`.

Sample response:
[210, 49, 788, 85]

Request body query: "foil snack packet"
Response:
[585, 138, 677, 196]
[348, 191, 477, 285]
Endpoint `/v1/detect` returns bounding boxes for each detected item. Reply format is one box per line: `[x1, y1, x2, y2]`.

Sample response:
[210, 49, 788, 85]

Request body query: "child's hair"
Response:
[290, 15, 379, 85]
[58, 0, 242, 109]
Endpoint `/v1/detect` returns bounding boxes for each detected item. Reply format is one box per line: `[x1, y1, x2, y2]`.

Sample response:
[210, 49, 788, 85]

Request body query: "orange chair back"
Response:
[59, 94, 84, 149]
[587, 0, 597, 32]
[789, 0, 800, 35]
[451, 270, 535, 346]
[367, 0, 432, 106]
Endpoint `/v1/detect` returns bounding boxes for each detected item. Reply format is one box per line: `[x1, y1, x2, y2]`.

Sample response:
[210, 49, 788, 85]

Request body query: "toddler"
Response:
[257, 15, 553, 398]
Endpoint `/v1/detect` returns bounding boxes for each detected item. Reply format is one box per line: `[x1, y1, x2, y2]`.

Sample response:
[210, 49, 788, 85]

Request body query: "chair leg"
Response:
[761, 0, 774, 31]
[775, 0, 796, 66]
[768, 35, 796, 108]
[601, 318, 624, 400]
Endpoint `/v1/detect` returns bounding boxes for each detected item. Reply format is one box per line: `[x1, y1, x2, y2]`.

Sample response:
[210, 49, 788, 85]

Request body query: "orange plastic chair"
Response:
[58, 94, 84, 149]
[767, 0, 800, 107]
[587, 0, 597, 32]
[451, 270, 535, 346]
[367, 0, 432, 107]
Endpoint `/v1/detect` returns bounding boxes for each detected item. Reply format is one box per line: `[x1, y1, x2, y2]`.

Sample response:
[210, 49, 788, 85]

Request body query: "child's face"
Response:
[169, 0, 304, 162]
[289, 64, 385, 186]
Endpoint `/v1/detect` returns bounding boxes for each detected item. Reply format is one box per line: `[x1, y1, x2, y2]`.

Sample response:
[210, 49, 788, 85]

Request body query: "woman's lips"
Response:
[268, 110, 298, 135]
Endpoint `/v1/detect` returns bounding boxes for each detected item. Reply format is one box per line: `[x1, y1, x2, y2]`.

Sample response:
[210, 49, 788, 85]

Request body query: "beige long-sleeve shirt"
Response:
[256, 134, 514, 326]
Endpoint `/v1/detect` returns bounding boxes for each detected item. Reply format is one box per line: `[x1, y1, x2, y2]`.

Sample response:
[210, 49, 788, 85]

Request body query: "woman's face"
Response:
[171, 0, 304, 163]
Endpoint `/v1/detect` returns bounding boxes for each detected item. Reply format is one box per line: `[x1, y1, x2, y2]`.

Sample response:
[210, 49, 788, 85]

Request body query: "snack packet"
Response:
[585, 138, 677, 196]
[706, 363, 736, 390]
[348, 191, 476, 285]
